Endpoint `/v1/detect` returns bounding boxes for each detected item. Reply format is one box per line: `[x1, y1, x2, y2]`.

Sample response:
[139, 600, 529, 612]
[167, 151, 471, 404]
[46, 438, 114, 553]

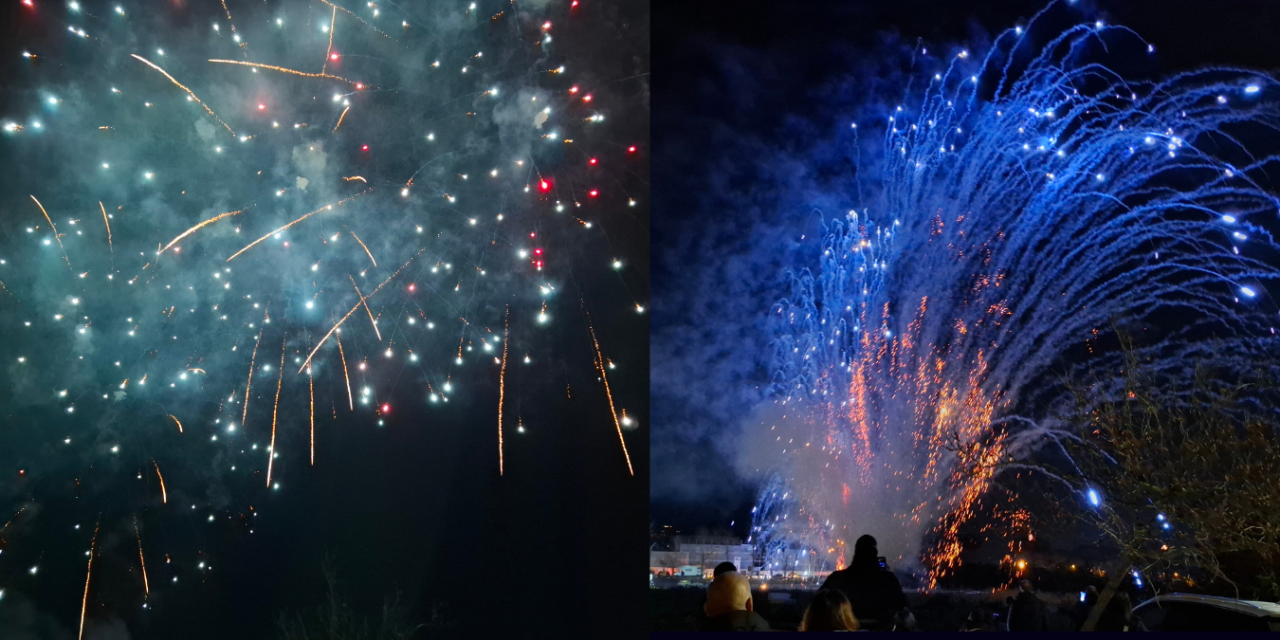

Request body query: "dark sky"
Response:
[650, 0, 1280, 534]
[0, 0, 648, 638]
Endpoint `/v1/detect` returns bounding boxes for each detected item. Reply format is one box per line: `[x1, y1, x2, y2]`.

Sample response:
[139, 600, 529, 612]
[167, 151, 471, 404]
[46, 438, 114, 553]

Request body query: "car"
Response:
[1132, 593, 1280, 632]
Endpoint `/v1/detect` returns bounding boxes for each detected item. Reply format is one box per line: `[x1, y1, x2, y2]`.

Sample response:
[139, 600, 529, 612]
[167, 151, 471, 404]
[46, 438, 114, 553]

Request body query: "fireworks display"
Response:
[735, 3, 1280, 583]
[0, 0, 646, 633]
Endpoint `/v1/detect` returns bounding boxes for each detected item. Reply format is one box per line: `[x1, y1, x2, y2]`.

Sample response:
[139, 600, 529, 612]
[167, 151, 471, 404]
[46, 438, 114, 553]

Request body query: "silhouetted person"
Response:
[819, 535, 909, 628]
[960, 608, 1002, 632]
[1095, 590, 1144, 632]
[800, 589, 860, 632]
[714, 562, 738, 578]
[1072, 585, 1099, 631]
[699, 572, 771, 632]
[1007, 580, 1050, 632]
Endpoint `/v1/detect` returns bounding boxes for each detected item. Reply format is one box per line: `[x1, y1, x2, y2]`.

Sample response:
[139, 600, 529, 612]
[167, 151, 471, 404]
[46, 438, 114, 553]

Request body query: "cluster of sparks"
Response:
[0, 0, 644, 632]
[749, 1, 1280, 586]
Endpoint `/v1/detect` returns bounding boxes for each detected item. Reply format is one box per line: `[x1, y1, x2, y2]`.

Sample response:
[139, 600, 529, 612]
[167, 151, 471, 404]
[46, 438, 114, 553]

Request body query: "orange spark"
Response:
[587, 312, 633, 476]
[333, 105, 350, 132]
[79, 521, 99, 640]
[299, 254, 421, 373]
[227, 190, 369, 262]
[135, 520, 149, 597]
[266, 336, 285, 488]
[336, 332, 353, 410]
[498, 307, 508, 475]
[322, 5, 337, 73]
[342, 176, 367, 183]
[243, 329, 262, 425]
[208, 59, 357, 86]
[308, 357, 315, 465]
[153, 461, 167, 503]
[98, 202, 112, 251]
[160, 206, 253, 254]
[349, 275, 382, 340]
[30, 195, 70, 269]
[349, 231, 377, 267]
[131, 55, 235, 136]
[168, 414, 183, 433]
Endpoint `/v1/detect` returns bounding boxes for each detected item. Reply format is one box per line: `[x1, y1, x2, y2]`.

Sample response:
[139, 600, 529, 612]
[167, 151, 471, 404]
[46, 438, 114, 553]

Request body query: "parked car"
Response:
[1132, 593, 1280, 631]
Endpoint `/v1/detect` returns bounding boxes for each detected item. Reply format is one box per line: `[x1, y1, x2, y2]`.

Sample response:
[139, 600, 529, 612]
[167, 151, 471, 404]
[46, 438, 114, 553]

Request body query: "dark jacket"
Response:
[819, 565, 909, 625]
[699, 610, 772, 632]
[1007, 591, 1050, 632]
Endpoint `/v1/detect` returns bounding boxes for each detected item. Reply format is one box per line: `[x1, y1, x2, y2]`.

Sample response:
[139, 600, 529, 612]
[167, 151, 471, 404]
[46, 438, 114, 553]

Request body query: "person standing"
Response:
[1007, 580, 1050, 632]
[819, 535, 909, 629]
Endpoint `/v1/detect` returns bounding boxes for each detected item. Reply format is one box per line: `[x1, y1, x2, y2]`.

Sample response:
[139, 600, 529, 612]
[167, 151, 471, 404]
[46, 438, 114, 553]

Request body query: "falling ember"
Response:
[309, 357, 315, 465]
[78, 521, 99, 640]
[30, 195, 71, 270]
[98, 202, 112, 251]
[322, 5, 337, 73]
[266, 336, 285, 488]
[498, 307, 509, 475]
[227, 190, 369, 262]
[333, 105, 350, 133]
[135, 520, 149, 597]
[208, 59, 358, 87]
[336, 332, 353, 411]
[243, 329, 262, 425]
[586, 309, 633, 476]
[160, 206, 253, 254]
[350, 275, 382, 340]
[167, 414, 183, 433]
[350, 231, 377, 267]
[153, 461, 167, 503]
[131, 55, 235, 136]
[299, 253, 422, 374]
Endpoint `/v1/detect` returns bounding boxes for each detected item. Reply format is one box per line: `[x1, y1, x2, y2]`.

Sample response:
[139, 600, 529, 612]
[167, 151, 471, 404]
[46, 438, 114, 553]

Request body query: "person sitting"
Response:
[800, 589, 860, 631]
[1007, 579, 1050, 632]
[699, 572, 771, 631]
[819, 535, 910, 629]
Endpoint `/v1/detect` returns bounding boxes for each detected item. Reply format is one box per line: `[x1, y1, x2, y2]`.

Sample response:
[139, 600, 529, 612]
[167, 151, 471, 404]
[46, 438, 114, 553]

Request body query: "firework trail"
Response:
[207, 59, 356, 86]
[98, 202, 111, 252]
[153, 461, 167, 504]
[242, 329, 262, 426]
[349, 275, 382, 339]
[308, 357, 315, 465]
[322, 6, 337, 74]
[78, 521, 99, 640]
[498, 307, 508, 475]
[167, 414, 183, 433]
[227, 191, 369, 262]
[349, 231, 377, 267]
[750, 4, 1280, 581]
[333, 105, 350, 133]
[130, 55, 234, 136]
[336, 332, 353, 411]
[134, 520, 148, 597]
[160, 206, 253, 255]
[587, 309, 633, 476]
[266, 336, 285, 488]
[30, 195, 70, 269]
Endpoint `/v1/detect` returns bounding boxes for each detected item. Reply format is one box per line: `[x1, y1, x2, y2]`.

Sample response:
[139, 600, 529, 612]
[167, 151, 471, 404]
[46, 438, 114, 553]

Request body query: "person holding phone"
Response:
[818, 535, 910, 630]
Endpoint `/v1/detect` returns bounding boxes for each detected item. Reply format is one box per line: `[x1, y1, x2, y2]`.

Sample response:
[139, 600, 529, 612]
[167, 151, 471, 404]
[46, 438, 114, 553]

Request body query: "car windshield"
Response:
[1139, 601, 1271, 632]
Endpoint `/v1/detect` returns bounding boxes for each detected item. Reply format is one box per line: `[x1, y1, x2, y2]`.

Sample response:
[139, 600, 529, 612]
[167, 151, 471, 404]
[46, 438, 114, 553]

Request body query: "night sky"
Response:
[651, 0, 1280, 535]
[0, 0, 648, 637]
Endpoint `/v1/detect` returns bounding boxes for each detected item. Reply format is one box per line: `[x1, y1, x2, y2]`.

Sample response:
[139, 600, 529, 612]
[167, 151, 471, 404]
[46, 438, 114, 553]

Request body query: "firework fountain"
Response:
[747, 3, 1280, 584]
